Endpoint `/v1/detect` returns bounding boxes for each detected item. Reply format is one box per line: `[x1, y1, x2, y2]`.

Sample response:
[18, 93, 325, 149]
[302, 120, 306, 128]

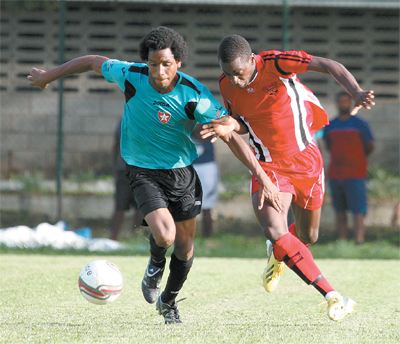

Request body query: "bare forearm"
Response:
[308, 57, 362, 97]
[234, 117, 249, 134]
[365, 142, 375, 156]
[222, 131, 269, 184]
[221, 129, 282, 212]
[46, 56, 106, 82]
[28, 55, 109, 90]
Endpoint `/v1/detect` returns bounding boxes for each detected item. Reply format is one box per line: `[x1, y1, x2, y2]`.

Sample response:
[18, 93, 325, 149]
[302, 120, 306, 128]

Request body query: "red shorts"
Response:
[251, 142, 325, 210]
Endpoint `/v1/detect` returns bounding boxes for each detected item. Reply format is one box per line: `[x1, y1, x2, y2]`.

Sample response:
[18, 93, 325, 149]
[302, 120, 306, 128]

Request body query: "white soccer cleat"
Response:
[320, 293, 357, 321]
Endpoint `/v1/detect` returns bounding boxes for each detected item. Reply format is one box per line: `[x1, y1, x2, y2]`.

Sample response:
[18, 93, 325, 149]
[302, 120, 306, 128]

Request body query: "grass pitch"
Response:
[1, 255, 399, 344]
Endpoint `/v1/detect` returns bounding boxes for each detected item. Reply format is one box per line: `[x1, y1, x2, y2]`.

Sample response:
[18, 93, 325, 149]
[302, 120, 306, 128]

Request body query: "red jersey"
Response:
[219, 50, 329, 162]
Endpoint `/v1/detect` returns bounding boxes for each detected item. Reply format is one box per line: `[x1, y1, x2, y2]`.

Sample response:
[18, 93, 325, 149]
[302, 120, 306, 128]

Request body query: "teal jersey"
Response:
[102, 59, 227, 169]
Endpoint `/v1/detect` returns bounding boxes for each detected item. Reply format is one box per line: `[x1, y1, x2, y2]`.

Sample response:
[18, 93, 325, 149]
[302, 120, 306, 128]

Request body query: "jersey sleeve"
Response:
[102, 59, 132, 90]
[271, 50, 313, 78]
[193, 86, 228, 124]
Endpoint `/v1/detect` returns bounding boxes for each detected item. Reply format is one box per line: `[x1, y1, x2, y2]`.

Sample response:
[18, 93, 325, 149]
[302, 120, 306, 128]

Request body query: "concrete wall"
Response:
[1, 2, 399, 177]
[1, 192, 396, 228]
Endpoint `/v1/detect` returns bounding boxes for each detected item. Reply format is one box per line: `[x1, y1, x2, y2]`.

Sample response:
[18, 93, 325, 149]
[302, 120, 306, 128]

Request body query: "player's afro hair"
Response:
[218, 35, 252, 63]
[139, 26, 188, 62]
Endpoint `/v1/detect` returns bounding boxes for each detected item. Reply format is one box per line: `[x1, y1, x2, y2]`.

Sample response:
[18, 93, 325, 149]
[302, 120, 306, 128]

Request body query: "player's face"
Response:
[220, 55, 256, 89]
[147, 48, 182, 94]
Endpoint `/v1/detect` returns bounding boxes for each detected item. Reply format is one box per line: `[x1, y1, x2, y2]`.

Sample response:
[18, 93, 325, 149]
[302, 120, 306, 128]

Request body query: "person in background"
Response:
[191, 123, 219, 238]
[313, 128, 325, 150]
[323, 92, 375, 244]
[110, 118, 142, 241]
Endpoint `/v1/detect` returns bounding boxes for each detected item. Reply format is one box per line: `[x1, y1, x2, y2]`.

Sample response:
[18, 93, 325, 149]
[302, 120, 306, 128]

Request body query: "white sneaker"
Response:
[320, 293, 357, 321]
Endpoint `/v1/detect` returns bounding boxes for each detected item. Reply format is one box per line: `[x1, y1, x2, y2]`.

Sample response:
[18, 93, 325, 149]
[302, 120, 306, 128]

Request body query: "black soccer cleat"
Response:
[156, 294, 185, 324]
[141, 258, 165, 304]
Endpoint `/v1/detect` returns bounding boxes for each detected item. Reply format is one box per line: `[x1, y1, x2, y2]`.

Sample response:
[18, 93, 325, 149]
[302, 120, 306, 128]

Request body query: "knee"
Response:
[174, 237, 194, 260]
[153, 231, 175, 248]
[263, 225, 288, 243]
[298, 229, 319, 245]
[174, 248, 194, 262]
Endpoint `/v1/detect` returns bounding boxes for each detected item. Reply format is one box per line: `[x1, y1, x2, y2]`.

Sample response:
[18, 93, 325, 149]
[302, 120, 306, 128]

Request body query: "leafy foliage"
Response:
[20, 171, 44, 193]
[366, 165, 400, 200]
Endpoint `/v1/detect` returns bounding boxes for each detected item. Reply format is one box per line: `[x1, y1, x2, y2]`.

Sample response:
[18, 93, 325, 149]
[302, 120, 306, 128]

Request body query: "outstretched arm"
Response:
[308, 56, 375, 115]
[200, 116, 248, 143]
[27, 55, 109, 90]
[219, 131, 282, 213]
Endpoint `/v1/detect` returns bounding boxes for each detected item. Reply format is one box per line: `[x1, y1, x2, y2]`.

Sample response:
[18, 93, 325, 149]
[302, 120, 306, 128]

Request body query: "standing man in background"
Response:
[323, 92, 375, 244]
[110, 118, 142, 241]
[192, 123, 219, 238]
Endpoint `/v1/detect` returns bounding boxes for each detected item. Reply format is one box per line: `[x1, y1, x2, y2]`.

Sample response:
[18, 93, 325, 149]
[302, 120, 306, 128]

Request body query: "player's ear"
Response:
[176, 60, 182, 68]
[250, 53, 256, 65]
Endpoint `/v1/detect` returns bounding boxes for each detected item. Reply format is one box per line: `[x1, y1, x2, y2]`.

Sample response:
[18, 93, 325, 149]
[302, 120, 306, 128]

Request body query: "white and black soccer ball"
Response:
[78, 260, 123, 305]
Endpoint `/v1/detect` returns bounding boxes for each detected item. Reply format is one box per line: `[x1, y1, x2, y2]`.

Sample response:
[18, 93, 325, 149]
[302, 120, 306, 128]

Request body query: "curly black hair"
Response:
[139, 26, 188, 62]
[218, 35, 252, 63]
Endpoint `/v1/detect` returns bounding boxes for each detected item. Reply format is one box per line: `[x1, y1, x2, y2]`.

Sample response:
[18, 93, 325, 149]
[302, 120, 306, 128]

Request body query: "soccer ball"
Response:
[78, 260, 123, 305]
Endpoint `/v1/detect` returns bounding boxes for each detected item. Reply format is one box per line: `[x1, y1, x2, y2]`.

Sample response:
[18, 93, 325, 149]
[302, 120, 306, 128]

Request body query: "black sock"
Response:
[149, 234, 167, 268]
[161, 253, 194, 305]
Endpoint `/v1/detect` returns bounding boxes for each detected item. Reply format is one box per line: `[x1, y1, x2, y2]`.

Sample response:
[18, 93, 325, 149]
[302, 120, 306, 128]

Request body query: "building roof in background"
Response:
[75, 0, 399, 8]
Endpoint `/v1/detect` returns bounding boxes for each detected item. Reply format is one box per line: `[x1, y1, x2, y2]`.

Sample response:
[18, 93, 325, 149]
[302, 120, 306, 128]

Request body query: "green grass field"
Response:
[1, 255, 399, 344]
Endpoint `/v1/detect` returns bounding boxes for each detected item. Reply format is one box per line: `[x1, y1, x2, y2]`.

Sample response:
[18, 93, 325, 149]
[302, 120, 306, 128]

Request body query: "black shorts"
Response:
[126, 164, 203, 222]
[115, 170, 138, 211]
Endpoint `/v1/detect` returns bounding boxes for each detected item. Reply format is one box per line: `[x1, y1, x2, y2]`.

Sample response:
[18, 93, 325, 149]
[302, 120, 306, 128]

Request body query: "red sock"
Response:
[288, 223, 297, 236]
[273, 233, 334, 296]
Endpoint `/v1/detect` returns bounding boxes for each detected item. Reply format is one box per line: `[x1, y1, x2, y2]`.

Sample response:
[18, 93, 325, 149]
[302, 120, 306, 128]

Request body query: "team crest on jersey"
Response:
[247, 87, 255, 93]
[262, 82, 278, 96]
[158, 112, 171, 124]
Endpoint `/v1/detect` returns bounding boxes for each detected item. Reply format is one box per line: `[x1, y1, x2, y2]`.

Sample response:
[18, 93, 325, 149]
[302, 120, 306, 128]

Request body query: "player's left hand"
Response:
[200, 117, 237, 143]
[27, 68, 49, 90]
[350, 90, 375, 116]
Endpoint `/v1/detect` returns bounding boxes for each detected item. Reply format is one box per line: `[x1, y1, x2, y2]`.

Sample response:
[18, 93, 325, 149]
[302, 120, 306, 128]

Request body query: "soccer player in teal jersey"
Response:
[102, 58, 226, 169]
[28, 27, 279, 324]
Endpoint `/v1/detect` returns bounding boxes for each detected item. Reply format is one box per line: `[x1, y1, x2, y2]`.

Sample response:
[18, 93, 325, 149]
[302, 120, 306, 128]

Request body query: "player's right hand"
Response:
[200, 117, 237, 143]
[27, 68, 49, 89]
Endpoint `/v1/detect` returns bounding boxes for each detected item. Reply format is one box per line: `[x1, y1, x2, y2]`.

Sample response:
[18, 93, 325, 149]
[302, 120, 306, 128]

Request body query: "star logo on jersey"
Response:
[262, 82, 278, 96]
[158, 112, 171, 124]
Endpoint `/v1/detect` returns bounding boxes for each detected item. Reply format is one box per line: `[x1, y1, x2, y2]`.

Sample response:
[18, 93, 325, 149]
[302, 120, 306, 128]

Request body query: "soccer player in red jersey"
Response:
[201, 35, 375, 321]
